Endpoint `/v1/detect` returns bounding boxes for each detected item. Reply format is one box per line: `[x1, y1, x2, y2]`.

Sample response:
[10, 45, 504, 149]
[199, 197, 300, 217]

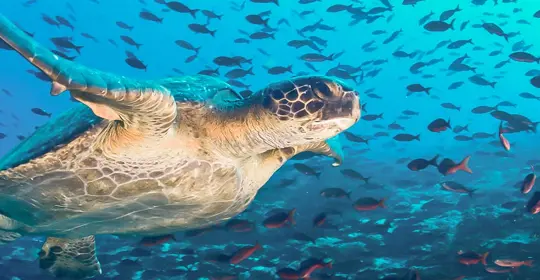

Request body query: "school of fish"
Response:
[1, 0, 540, 279]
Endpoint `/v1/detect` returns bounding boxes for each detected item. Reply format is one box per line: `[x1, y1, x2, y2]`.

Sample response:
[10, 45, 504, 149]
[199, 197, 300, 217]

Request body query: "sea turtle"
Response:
[0, 14, 360, 278]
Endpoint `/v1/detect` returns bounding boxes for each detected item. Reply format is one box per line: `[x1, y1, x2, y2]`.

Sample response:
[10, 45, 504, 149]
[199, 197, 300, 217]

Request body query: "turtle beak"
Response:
[342, 90, 361, 122]
[320, 89, 360, 130]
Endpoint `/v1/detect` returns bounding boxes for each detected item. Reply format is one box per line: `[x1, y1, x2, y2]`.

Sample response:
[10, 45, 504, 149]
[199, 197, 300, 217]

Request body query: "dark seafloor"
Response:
[1, 0, 540, 279]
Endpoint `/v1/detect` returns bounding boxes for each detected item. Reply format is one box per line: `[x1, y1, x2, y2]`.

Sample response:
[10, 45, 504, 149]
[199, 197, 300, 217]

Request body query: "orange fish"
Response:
[139, 234, 176, 247]
[210, 273, 238, 280]
[522, 166, 536, 194]
[230, 242, 262, 264]
[353, 197, 386, 211]
[277, 259, 332, 280]
[527, 192, 540, 214]
[299, 261, 332, 278]
[313, 212, 327, 227]
[485, 266, 517, 274]
[224, 219, 255, 232]
[498, 121, 510, 151]
[494, 259, 533, 268]
[263, 209, 296, 228]
[457, 250, 489, 265]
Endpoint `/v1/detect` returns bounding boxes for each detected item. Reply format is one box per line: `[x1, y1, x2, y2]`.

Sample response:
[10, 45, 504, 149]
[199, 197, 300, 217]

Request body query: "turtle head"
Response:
[259, 76, 360, 144]
[186, 75, 360, 159]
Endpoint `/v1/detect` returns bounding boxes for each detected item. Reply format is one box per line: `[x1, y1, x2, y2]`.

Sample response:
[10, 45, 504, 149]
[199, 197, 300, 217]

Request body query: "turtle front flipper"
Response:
[0, 14, 176, 133]
[287, 135, 345, 166]
[39, 236, 101, 279]
[303, 134, 345, 167]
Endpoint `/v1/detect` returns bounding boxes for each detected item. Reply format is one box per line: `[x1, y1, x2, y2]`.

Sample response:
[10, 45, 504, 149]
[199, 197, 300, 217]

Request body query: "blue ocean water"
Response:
[1, 0, 540, 279]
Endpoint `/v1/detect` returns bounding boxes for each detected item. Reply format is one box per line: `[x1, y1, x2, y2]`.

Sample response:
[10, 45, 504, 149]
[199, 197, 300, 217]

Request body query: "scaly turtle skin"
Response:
[0, 14, 361, 279]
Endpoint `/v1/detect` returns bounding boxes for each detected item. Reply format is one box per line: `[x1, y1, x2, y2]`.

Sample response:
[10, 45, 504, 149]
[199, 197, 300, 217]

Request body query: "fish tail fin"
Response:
[75, 45, 83, 54]
[378, 198, 386, 208]
[158, 18, 164, 23]
[287, 65, 293, 72]
[347, 191, 352, 200]
[288, 208, 296, 225]
[447, 118, 452, 129]
[415, 134, 421, 141]
[190, 9, 199, 19]
[425, 87, 432, 94]
[263, 18, 270, 27]
[325, 261, 333, 268]
[504, 34, 509, 42]
[46, 112, 52, 118]
[459, 156, 472, 173]
[315, 172, 321, 179]
[490, 81, 497, 88]
[273, 0, 279, 6]
[210, 30, 216, 37]
[254, 241, 262, 250]
[481, 252, 489, 265]
[449, 19, 455, 30]
[429, 154, 439, 166]
[378, 113, 384, 119]
[456, 4, 461, 11]
[525, 260, 534, 267]
[468, 189, 477, 198]
[248, 67, 254, 75]
[361, 102, 367, 112]
[364, 177, 371, 184]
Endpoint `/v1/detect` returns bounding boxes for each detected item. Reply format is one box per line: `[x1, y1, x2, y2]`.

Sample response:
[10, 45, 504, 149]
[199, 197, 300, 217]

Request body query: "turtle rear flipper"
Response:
[0, 213, 22, 244]
[0, 229, 21, 244]
[39, 236, 101, 279]
[0, 15, 176, 134]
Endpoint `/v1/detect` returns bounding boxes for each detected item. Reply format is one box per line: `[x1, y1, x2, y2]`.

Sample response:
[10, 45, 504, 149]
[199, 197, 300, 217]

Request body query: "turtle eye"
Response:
[312, 81, 334, 100]
[50, 246, 63, 254]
